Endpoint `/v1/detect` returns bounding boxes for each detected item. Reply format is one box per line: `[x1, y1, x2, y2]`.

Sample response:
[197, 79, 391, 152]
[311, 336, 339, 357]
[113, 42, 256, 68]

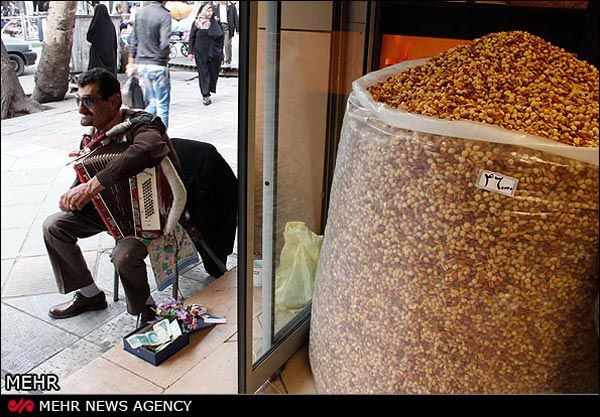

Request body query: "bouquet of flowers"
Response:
[154, 299, 208, 333]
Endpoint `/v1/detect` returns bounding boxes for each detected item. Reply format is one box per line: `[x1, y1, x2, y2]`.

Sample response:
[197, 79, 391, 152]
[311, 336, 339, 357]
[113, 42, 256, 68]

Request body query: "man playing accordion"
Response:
[43, 68, 184, 328]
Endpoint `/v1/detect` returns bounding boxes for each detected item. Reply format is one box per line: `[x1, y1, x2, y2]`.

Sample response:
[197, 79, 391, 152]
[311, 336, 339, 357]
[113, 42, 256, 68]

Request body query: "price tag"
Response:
[476, 170, 518, 197]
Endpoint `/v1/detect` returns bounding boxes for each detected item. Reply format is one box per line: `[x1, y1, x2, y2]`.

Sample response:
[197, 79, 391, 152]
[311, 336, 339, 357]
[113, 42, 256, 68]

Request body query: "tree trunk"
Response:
[1, 40, 46, 120]
[32, 1, 78, 103]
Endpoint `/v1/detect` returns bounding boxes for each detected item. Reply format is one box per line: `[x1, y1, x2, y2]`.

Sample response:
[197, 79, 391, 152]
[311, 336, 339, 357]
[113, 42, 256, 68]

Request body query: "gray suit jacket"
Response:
[128, 1, 172, 66]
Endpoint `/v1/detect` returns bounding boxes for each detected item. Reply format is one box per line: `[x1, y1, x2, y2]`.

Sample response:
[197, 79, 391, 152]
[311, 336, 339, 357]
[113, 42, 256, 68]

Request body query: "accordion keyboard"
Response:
[73, 141, 172, 240]
[135, 167, 161, 231]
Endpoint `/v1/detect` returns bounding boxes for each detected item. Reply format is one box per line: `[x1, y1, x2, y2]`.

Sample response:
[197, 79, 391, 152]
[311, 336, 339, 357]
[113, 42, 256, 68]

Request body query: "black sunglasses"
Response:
[75, 96, 96, 108]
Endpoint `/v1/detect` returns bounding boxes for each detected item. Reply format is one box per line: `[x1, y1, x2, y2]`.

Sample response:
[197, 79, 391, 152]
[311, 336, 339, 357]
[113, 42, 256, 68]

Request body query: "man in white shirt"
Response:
[213, 1, 238, 69]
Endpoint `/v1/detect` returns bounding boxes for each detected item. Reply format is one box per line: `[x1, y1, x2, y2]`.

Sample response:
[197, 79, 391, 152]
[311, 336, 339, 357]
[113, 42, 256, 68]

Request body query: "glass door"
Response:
[237, 1, 370, 393]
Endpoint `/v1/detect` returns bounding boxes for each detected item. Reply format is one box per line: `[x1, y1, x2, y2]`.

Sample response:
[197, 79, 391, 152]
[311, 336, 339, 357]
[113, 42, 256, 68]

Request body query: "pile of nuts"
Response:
[310, 111, 599, 393]
[310, 33, 599, 393]
[368, 31, 599, 147]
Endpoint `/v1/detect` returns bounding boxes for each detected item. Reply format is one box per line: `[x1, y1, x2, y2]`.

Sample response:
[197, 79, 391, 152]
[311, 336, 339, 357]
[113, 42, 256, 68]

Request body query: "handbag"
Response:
[122, 76, 148, 109]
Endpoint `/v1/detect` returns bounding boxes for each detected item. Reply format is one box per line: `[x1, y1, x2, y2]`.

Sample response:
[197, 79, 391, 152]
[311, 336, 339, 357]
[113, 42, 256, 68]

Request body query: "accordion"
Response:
[73, 142, 186, 241]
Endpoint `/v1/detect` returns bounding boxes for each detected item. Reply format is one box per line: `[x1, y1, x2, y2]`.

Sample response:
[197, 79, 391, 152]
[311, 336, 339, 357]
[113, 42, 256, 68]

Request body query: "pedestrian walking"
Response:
[213, 1, 238, 70]
[128, 1, 172, 129]
[113, 2, 131, 73]
[188, 3, 224, 106]
[87, 4, 118, 75]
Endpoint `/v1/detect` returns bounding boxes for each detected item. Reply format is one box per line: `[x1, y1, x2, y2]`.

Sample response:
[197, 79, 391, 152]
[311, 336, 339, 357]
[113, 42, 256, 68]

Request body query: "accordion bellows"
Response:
[74, 142, 186, 240]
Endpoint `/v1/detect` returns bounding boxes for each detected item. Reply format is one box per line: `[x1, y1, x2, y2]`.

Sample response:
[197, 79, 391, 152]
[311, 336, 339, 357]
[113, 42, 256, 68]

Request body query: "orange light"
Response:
[379, 35, 471, 68]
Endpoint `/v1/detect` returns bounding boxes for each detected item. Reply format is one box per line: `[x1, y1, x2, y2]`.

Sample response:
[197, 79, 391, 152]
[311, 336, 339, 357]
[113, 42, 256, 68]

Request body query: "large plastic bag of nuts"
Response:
[309, 31, 599, 394]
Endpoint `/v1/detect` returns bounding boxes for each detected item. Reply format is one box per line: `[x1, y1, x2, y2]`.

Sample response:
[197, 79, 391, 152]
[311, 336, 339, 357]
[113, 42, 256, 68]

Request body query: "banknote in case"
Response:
[123, 322, 190, 366]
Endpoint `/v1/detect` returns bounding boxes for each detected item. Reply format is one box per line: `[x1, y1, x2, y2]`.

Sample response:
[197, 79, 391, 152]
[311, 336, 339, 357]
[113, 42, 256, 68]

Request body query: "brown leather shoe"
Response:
[48, 291, 108, 319]
[136, 304, 157, 329]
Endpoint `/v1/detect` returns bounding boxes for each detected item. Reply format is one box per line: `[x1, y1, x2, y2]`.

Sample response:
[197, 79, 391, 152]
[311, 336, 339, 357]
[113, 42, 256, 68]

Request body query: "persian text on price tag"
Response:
[476, 170, 518, 197]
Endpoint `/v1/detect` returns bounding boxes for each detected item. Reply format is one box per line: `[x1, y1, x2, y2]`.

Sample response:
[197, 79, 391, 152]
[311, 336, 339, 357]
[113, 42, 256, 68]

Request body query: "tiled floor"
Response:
[261, 344, 317, 395]
[1, 303, 79, 375]
[55, 268, 237, 394]
[54, 268, 317, 395]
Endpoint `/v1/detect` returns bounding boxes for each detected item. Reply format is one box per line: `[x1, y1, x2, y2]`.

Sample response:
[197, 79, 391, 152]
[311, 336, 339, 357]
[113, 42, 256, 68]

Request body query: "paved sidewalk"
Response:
[0, 68, 238, 393]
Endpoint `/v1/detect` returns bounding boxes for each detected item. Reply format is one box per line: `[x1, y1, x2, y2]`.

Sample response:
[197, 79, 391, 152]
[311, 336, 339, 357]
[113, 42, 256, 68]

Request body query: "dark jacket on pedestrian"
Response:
[128, 1, 171, 66]
[213, 1, 238, 38]
[189, 5, 224, 97]
[87, 4, 117, 74]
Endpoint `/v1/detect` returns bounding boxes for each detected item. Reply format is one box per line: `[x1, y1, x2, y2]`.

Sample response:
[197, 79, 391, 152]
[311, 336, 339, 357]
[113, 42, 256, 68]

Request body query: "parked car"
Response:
[2, 36, 37, 76]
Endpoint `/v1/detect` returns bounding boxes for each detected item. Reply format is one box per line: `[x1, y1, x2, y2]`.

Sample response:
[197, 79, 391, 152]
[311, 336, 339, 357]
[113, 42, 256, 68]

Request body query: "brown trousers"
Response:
[42, 205, 150, 315]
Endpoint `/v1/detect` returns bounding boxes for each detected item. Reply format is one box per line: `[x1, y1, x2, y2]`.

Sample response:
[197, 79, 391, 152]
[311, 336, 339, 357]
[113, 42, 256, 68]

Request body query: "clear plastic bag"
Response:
[310, 60, 599, 394]
[122, 76, 147, 110]
[274, 222, 323, 310]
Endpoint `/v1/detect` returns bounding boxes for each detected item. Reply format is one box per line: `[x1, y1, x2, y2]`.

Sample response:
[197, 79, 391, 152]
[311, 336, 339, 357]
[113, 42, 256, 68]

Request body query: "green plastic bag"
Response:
[275, 222, 324, 310]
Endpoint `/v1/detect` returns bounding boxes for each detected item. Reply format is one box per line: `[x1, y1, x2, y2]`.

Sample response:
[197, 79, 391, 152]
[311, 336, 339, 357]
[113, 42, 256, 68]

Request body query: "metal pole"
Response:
[237, 0, 252, 394]
[261, 0, 280, 355]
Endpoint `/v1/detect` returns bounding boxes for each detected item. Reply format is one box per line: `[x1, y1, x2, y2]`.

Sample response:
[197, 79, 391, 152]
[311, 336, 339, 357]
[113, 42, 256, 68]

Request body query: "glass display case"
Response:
[236, 1, 370, 393]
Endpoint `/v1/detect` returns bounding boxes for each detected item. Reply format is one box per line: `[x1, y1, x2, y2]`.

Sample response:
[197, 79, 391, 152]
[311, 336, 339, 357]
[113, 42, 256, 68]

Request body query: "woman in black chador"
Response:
[87, 4, 117, 74]
[188, 3, 224, 105]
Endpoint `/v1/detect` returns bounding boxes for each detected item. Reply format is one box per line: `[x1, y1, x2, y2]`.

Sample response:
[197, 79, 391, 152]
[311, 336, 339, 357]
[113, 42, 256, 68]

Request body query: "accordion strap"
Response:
[160, 156, 187, 235]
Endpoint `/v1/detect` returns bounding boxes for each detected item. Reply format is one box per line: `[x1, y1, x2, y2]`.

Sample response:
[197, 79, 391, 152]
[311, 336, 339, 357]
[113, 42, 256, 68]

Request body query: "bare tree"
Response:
[1, 40, 45, 119]
[32, 1, 78, 103]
